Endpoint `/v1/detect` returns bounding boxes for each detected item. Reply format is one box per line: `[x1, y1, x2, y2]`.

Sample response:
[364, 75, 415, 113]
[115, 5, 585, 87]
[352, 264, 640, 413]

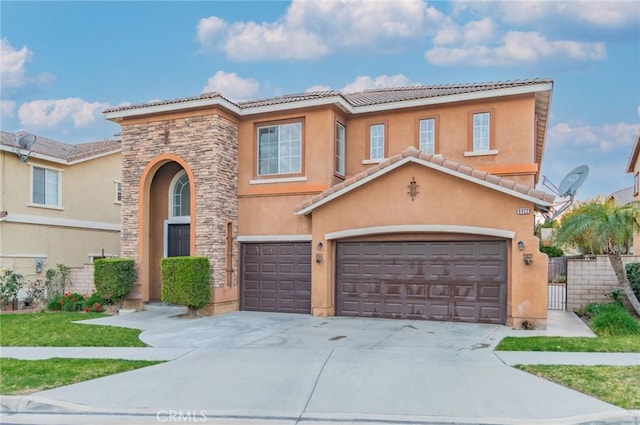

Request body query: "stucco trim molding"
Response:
[325, 225, 516, 240]
[237, 235, 313, 242]
[3, 213, 121, 232]
[0, 253, 48, 258]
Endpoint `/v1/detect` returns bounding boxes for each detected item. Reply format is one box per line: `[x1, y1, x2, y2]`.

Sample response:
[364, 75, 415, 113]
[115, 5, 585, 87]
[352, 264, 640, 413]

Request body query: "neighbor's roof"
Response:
[607, 186, 635, 206]
[627, 129, 640, 173]
[0, 131, 121, 164]
[295, 146, 556, 216]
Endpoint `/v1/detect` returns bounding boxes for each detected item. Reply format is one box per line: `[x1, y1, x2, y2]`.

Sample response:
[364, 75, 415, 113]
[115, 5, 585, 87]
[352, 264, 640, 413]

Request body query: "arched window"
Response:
[170, 171, 190, 217]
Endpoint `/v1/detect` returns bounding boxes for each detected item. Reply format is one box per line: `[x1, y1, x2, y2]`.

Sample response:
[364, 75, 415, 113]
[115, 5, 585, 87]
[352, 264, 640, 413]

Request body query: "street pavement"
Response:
[1, 309, 638, 425]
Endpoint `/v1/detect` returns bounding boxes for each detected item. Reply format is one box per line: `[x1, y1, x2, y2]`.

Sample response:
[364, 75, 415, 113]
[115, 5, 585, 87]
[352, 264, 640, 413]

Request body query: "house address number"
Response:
[517, 208, 530, 215]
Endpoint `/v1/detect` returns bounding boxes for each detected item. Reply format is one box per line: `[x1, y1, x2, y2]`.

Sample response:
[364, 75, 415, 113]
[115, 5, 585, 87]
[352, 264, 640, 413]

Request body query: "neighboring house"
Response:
[627, 130, 640, 253]
[607, 186, 635, 206]
[0, 131, 122, 281]
[104, 78, 555, 327]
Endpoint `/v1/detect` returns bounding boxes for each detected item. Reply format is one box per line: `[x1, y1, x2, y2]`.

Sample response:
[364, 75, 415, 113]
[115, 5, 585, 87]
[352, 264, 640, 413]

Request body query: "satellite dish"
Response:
[15, 134, 37, 163]
[541, 165, 590, 221]
[17, 134, 36, 150]
[557, 165, 589, 197]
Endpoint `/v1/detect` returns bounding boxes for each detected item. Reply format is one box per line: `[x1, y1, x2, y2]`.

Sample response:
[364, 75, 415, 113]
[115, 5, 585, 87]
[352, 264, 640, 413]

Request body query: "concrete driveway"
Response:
[19, 310, 631, 424]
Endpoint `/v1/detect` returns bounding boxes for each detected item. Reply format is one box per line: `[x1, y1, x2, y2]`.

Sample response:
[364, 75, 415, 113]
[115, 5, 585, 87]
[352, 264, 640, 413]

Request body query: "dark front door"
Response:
[241, 242, 311, 314]
[167, 224, 190, 257]
[336, 241, 507, 324]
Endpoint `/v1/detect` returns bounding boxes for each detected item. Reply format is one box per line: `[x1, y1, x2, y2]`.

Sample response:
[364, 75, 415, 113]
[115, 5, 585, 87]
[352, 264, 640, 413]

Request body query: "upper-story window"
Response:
[336, 122, 346, 177]
[419, 118, 435, 154]
[257, 122, 302, 176]
[114, 181, 122, 204]
[31, 165, 61, 208]
[369, 123, 385, 160]
[170, 171, 190, 217]
[472, 112, 490, 151]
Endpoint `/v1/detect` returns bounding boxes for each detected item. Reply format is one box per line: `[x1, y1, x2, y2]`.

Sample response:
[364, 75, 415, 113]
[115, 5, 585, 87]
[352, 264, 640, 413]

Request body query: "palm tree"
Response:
[555, 199, 640, 315]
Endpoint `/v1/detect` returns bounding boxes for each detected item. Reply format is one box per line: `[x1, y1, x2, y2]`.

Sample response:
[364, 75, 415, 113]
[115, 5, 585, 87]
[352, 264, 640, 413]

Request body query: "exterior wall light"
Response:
[316, 242, 323, 250]
[523, 254, 533, 265]
[517, 240, 525, 250]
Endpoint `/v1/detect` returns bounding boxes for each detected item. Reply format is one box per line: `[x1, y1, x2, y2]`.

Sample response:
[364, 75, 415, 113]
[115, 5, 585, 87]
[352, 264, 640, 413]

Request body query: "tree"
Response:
[555, 198, 640, 315]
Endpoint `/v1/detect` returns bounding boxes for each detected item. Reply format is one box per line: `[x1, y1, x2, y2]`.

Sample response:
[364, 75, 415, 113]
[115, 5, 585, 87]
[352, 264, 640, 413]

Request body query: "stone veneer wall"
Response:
[566, 255, 639, 311]
[120, 111, 239, 296]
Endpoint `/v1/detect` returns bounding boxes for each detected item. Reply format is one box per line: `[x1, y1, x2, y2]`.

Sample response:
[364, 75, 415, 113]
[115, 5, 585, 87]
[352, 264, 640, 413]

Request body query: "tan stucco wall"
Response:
[303, 162, 547, 325]
[0, 150, 121, 281]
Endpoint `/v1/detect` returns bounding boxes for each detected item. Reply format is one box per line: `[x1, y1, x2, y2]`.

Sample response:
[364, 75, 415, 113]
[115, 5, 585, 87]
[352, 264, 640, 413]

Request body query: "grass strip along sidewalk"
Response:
[1, 358, 163, 395]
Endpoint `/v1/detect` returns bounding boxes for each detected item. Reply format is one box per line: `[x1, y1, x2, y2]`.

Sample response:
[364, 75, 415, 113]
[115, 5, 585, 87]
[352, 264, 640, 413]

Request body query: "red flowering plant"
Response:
[47, 292, 104, 312]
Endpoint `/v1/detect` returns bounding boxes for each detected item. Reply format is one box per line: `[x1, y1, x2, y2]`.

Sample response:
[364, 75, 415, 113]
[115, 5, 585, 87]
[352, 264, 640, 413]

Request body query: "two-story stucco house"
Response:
[627, 130, 640, 253]
[104, 78, 556, 327]
[0, 131, 122, 280]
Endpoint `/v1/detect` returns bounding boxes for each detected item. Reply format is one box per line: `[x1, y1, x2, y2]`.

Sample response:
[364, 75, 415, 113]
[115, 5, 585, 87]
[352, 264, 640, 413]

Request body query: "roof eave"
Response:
[103, 97, 242, 120]
[626, 130, 640, 173]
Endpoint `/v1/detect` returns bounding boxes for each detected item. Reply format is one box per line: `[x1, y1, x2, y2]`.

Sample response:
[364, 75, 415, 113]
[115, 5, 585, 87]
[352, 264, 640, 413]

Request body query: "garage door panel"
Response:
[336, 241, 506, 324]
[241, 243, 311, 314]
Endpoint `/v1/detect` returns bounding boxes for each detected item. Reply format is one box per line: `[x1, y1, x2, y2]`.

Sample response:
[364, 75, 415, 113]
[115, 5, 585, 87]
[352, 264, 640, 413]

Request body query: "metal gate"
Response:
[548, 257, 567, 310]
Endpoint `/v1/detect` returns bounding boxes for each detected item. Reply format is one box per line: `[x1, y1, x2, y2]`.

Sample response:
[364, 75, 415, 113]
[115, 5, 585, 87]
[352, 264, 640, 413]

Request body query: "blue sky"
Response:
[1, 0, 638, 201]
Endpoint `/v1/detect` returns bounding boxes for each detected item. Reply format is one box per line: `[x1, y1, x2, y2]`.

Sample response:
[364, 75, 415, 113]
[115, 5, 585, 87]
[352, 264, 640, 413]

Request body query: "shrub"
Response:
[626, 262, 640, 300]
[23, 279, 46, 307]
[47, 292, 85, 312]
[539, 245, 563, 258]
[0, 269, 24, 307]
[161, 257, 210, 315]
[94, 258, 136, 305]
[577, 302, 622, 319]
[590, 304, 640, 336]
[82, 292, 105, 312]
[45, 264, 70, 300]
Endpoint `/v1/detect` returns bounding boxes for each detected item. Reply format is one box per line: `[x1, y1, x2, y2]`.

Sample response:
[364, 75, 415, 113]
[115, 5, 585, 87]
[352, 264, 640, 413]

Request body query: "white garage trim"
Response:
[325, 225, 515, 240]
[238, 234, 312, 242]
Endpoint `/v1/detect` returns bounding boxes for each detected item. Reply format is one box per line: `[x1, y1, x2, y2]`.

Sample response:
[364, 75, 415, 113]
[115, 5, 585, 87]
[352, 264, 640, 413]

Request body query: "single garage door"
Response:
[241, 242, 311, 314]
[336, 241, 507, 324]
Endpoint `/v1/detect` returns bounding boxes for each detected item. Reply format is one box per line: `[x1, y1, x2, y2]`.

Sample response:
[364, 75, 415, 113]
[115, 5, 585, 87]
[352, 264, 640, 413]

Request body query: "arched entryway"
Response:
[143, 158, 195, 301]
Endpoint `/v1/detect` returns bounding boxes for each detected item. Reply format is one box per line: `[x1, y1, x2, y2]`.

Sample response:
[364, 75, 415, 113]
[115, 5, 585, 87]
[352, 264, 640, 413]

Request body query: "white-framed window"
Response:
[257, 122, 302, 176]
[370, 123, 385, 160]
[114, 181, 122, 204]
[419, 118, 435, 154]
[336, 122, 346, 177]
[170, 171, 190, 217]
[31, 165, 61, 208]
[472, 112, 490, 151]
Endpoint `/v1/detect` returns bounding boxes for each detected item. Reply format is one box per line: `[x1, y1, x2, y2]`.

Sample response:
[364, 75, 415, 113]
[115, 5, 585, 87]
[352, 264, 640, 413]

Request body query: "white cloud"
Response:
[548, 121, 639, 153]
[202, 71, 260, 101]
[197, 0, 426, 61]
[490, 1, 640, 28]
[1, 38, 31, 88]
[425, 31, 606, 66]
[305, 85, 332, 93]
[0, 38, 55, 90]
[341, 74, 416, 93]
[0, 100, 16, 117]
[18, 98, 109, 129]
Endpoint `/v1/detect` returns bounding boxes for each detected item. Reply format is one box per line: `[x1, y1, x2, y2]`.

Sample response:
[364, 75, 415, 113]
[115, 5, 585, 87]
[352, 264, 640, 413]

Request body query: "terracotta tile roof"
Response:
[104, 78, 552, 114]
[295, 146, 555, 214]
[0, 131, 121, 163]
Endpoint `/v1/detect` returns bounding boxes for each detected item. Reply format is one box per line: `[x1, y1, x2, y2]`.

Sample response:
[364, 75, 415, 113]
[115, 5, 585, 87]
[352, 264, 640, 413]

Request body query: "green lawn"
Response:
[0, 312, 145, 347]
[0, 358, 162, 395]
[495, 336, 640, 352]
[517, 365, 640, 409]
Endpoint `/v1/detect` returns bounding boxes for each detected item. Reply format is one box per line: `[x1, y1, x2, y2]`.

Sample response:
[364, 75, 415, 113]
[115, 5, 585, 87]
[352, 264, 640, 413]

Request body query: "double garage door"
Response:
[241, 240, 507, 324]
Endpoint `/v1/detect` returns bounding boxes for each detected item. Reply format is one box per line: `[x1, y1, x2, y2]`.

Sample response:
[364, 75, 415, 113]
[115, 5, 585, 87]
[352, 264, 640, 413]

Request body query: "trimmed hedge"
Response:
[626, 263, 640, 300]
[540, 245, 563, 258]
[161, 257, 211, 313]
[94, 258, 136, 304]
